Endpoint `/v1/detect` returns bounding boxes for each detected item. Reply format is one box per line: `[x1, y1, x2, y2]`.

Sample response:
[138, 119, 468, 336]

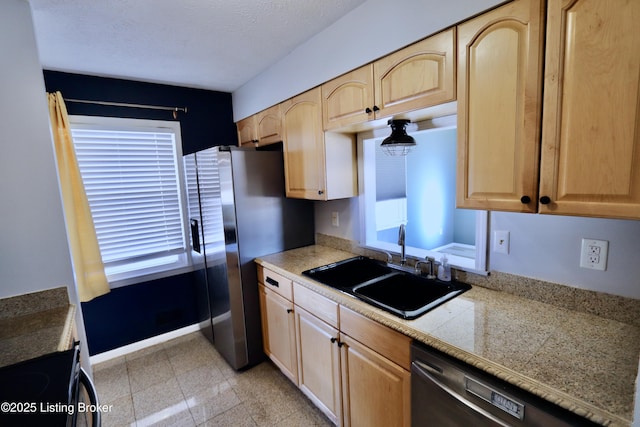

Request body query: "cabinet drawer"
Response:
[293, 283, 339, 328]
[339, 306, 411, 370]
[258, 266, 293, 301]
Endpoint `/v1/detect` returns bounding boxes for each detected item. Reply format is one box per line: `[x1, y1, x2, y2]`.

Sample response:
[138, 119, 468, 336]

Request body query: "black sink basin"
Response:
[302, 256, 470, 320]
[301, 256, 391, 289]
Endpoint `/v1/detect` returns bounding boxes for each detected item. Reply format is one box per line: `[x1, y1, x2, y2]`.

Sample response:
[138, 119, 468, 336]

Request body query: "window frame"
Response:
[69, 115, 194, 288]
[357, 115, 488, 274]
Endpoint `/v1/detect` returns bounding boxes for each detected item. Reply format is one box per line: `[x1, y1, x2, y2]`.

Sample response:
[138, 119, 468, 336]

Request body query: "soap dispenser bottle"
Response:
[437, 255, 451, 282]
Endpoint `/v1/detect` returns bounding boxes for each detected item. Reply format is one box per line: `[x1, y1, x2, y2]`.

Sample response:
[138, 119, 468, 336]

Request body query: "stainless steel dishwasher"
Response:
[411, 341, 600, 427]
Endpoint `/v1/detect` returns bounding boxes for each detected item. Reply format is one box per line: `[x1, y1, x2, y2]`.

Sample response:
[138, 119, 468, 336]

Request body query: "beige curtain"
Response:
[48, 91, 110, 302]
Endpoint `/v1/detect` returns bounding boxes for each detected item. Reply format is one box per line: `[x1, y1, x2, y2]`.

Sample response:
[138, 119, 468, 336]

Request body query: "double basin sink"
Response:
[302, 256, 471, 320]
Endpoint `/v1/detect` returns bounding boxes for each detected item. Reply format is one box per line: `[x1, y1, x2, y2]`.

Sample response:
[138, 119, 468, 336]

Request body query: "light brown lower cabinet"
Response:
[339, 334, 411, 427]
[258, 284, 298, 384]
[295, 306, 342, 424]
[258, 266, 411, 427]
[339, 306, 411, 427]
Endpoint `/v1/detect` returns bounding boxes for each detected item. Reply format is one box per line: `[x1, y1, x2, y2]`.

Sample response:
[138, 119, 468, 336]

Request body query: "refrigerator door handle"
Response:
[190, 218, 201, 253]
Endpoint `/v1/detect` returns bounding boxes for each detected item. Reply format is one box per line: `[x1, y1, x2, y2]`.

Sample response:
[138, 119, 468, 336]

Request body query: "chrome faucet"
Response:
[398, 224, 407, 266]
[415, 257, 439, 279]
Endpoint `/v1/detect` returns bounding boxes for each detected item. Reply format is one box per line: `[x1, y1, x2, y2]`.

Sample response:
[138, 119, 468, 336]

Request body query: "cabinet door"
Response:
[538, 0, 640, 219]
[259, 285, 298, 384]
[281, 88, 327, 200]
[295, 307, 342, 425]
[322, 65, 375, 131]
[256, 104, 282, 146]
[340, 334, 410, 427]
[236, 115, 257, 147]
[373, 28, 456, 120]
[456, 0, 545, 212]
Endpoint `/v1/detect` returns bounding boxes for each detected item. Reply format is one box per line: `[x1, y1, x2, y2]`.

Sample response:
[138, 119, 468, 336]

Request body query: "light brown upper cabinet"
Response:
[236, 104, 283, 147]
[374, 28, 456, 120]
[281, 87, 357, 200]
[322, 65, 375, 130]
[236, 115, 258, 147]
[456, 0, 545, 213]
[255, 104, 282, 146]
[322, 28, 456, 131]
[538, 0, 640, 219]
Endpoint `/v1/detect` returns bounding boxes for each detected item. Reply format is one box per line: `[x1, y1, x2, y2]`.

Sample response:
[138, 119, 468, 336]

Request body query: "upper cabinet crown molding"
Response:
[456, 0, 545, 213]
[538, 0, 640, 219]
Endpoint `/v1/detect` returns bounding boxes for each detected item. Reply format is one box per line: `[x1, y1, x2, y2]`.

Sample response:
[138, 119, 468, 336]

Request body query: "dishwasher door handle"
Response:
[412, 361, 513, 427]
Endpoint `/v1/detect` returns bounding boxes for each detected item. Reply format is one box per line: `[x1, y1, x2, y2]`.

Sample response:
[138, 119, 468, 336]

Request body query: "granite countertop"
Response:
[256, 245, 640, 427]
[0, 287, 76, 368]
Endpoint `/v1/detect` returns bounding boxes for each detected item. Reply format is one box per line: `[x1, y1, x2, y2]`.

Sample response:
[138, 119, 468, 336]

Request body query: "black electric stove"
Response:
[0, 344, 80, 426]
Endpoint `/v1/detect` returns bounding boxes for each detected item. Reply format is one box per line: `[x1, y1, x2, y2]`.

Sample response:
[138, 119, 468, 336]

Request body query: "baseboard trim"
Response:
[89, 324, 201, 365]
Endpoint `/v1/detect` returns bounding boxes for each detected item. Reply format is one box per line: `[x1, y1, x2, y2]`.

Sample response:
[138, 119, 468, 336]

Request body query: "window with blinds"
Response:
[70, 116, 190, 284]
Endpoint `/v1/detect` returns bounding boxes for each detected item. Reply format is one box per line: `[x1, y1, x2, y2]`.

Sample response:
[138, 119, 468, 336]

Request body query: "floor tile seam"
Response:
[126, 346, 195, 425]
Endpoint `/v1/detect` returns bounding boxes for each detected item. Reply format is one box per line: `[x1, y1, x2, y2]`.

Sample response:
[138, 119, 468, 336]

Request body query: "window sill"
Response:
[106, 253, 195, 289]
[363, 240, 485, 274]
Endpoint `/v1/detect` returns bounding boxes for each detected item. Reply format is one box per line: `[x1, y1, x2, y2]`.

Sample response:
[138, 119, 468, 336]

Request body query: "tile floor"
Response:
[92, 332, 333, 427]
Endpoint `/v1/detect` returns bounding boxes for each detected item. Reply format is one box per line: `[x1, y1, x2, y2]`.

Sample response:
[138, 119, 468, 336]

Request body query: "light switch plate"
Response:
[493, 230, 510, 254]
[331, 211, 339, 227]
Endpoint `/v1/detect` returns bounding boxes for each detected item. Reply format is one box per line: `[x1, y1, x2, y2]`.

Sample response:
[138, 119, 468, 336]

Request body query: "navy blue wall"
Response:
[81, 273, 200, 355]
[43, 70, 237, 154]
[43, 71, 237, 354]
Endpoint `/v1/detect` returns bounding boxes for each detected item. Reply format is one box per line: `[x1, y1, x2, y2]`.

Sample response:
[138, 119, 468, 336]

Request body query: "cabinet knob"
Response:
[365, 107, 372, 114]
[318, 190, 324, 195]
[520, 196, 531, 204]
[539, 196, 551, 205]
[330, 337, 338, 344]
[286, 308, 293, 314]
[372, 105, 380, 112]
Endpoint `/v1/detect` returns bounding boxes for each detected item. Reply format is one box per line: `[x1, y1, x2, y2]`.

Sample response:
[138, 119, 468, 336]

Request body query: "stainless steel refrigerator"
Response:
[183, 145, 315, 370]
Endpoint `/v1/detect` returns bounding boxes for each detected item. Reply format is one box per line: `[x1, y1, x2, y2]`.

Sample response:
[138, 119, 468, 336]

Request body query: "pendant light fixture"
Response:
[380, 119, 416, 156]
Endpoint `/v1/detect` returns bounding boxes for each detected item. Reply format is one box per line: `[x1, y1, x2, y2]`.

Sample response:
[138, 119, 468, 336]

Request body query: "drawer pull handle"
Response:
[287, 308, 293, 314]
[266, 277, 279, 287]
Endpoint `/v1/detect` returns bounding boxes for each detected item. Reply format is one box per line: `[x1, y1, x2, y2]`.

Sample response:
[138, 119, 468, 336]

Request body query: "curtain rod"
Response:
[65, 98, 188, 115]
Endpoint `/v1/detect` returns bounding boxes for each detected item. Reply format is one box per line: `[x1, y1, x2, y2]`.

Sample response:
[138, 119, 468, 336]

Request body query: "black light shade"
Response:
[380, 119, 416, 156]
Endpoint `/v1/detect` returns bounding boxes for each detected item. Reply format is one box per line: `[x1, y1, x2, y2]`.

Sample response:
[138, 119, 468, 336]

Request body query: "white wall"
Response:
[1, 0, 90, 370]
[490, 212, 640, 299]
[0, 0, 74, 299]
[232, 0, 503, 120]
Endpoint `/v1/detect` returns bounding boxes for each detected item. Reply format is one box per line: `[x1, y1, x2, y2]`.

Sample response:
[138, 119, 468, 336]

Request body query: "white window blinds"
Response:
[72, 127, 186, 265]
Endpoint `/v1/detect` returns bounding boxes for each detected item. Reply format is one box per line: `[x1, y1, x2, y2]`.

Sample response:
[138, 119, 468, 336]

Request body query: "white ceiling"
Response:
[28, 0, 367, 93]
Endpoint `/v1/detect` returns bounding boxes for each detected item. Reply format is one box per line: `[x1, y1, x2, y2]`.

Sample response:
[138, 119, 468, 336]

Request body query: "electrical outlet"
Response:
[579, 238, 608, 271]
